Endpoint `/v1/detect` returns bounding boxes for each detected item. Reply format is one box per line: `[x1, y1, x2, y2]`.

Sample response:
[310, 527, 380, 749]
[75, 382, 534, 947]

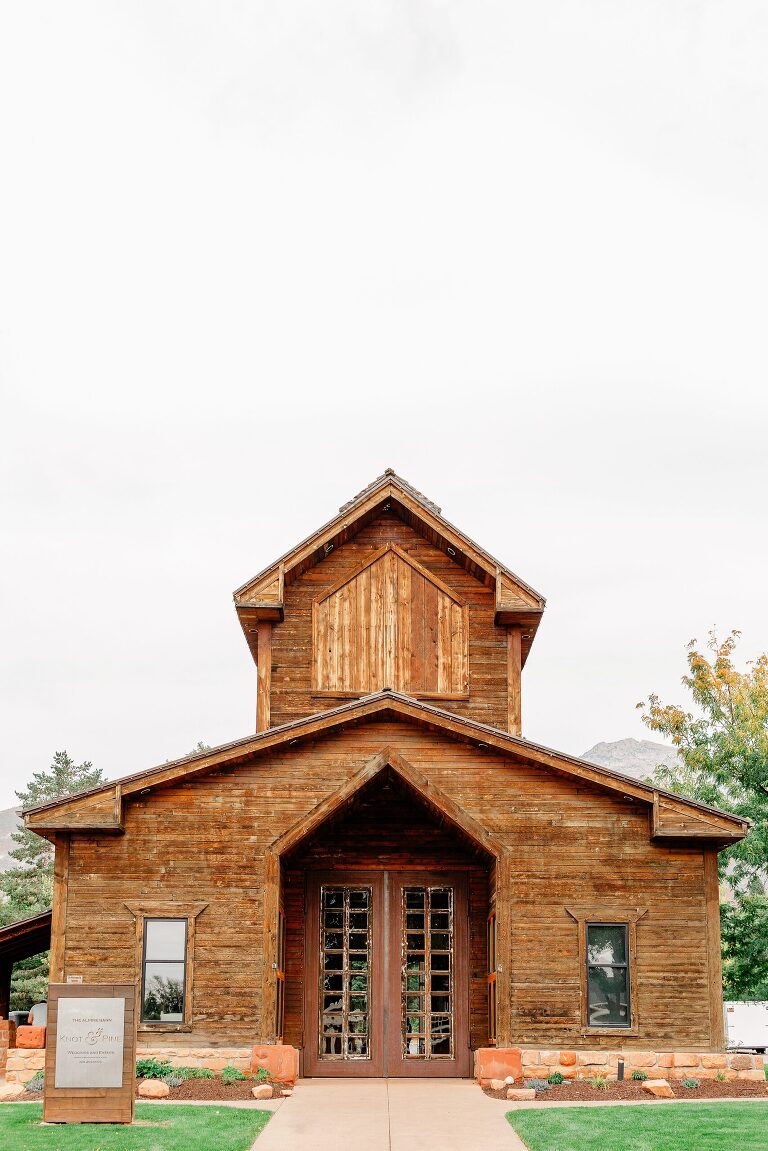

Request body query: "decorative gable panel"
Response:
[312, 544, 469, 697]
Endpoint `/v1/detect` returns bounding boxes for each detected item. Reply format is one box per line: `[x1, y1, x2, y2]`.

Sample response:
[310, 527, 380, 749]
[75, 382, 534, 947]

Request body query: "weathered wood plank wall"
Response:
[270, 513, 509, 730]
[58, 720, 717, 1052]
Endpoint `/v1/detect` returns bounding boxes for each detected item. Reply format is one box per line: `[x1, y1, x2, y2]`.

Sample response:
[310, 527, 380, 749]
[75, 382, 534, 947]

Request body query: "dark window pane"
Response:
[587, 965, 629, 1026]
[587, 925, 627, 965]
[145, 919, 185, 961]
[142, 962, 185, 1021]
[349, 890, 369, 908]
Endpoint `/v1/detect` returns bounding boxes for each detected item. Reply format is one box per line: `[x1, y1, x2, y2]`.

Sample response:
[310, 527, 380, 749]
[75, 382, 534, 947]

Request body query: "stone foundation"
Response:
[475, 1047, 765, 1084]
[5, 1044, 253, 1084]
[0, 1020, 16, 1076]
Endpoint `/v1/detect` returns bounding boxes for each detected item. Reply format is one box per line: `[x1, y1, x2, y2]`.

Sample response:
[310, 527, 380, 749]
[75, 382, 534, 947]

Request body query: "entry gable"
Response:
[24, 691, 749, 849]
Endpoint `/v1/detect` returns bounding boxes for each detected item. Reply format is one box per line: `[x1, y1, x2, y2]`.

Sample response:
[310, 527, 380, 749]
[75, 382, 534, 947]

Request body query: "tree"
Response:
[0, 751, 105, 1008]
[638, 631, 768, 998]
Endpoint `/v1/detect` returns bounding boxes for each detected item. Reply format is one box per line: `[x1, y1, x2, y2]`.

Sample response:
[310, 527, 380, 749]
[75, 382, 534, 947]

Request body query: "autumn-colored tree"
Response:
[638, 631, 768, 998]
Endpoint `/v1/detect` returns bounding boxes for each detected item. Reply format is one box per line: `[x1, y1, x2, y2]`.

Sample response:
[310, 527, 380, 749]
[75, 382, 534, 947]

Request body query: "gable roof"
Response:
[233, 470, 546, 664]
[24, 690, 748, 848]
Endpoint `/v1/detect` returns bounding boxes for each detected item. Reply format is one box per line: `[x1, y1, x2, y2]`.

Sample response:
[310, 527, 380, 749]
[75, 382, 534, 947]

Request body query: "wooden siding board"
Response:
[57, 720, 721, 1053]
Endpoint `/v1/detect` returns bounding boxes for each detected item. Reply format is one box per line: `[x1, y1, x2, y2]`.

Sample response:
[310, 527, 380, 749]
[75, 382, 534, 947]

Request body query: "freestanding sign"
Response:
[44, 984, 136, 1124]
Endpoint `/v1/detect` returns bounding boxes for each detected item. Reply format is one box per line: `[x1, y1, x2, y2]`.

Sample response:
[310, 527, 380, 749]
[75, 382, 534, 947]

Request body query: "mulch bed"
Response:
[135, 1078, 290, 1101]
[483, 1078, 768, 1102]
[17, 1078, 290, 1103]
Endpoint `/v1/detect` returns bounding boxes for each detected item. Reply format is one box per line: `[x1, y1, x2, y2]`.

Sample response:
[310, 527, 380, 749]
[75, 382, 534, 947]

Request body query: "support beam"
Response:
[0, 958, 11, 1019]
[507, 627, 522, 736]
[49, 835, 70, 983]
[256, 622, 273, 732]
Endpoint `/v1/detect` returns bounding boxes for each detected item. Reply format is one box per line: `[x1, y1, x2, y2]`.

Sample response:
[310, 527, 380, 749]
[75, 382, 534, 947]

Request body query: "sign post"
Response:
[44, 984, 136, 1124]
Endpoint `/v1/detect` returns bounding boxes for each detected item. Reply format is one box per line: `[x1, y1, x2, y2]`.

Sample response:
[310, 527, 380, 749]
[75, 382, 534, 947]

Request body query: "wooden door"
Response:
[386, 872, 470, 1077]
[304, 872, 385, 1077]
[303, 870, 469, 1077]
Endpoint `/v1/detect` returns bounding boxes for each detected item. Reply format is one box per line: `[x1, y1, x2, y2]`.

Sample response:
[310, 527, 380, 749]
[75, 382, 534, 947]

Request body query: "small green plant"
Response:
[26, 1072, 45, 1093]
[254, 1067, 273, 1083]
[524, 1078, 550, 1092]
[174, 1066, 215, 1080]
[162, 1074, 184, 1089]
[221, 1066, 247, 1085]
[547, 1071, 564, 1085]
[589, 1076, 609, 1090]
[682, 1077, 700, 1090]
[716, 1070, 727, 1082]
[631, 1070, 648, 1081]
[136, 1057, 172, 1080]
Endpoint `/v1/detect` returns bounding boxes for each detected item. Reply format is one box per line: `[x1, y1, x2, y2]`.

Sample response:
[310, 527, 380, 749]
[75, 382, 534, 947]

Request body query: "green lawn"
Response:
[0, 1103, 271, 1150]
[507, 1102, 768, 1151]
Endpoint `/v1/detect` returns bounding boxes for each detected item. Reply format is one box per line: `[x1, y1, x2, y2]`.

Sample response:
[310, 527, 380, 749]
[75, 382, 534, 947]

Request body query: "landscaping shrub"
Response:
[254, 1067, 273, 1083]
[136, 1057, 172, 1080]
[631, 1070, 648, 1081]
[589, 1076, 609, 1090]
[547, 1071, 564, 1085]
[682, 1077, 700, 1089]
[26, 1073, 44, 1093]
[716, 1070, 727, 1082]
[524, 1078, 550, 1092]
[161, 1074, 184, 1089]
[221, 1066, 247, 1085]
[172, 1066, 215, 1080]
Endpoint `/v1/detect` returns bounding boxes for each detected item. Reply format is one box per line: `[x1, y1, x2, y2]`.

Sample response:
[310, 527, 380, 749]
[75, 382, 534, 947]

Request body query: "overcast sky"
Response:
[1, 3, 766, 810]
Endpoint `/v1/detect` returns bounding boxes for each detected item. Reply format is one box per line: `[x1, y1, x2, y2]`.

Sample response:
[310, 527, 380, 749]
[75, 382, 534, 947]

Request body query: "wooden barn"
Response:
[22, 470, 749, 1080]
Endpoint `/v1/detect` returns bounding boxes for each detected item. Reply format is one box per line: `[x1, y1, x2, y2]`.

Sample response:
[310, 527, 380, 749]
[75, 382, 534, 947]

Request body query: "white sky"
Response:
[1, 2, 767, 809]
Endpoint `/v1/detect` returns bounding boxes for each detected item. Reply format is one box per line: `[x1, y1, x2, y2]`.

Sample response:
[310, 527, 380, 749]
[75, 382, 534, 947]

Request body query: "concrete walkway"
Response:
[254, 1079, 516, 1151]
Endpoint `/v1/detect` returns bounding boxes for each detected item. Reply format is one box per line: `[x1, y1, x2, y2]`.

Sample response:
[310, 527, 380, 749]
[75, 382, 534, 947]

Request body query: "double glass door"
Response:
[304, 871, 469, 1077]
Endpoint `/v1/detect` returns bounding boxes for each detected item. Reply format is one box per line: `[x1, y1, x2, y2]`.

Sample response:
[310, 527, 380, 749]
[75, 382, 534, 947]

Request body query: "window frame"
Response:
[566, 904, 647, 1036]
[585, 922, 630, 1030]
[124, 900, 208, 1034]
[140, 917, 188, 1026]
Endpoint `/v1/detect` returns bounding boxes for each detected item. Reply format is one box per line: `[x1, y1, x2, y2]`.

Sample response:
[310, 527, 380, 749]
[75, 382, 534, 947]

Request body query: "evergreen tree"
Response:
[0, 751, 105, 1008]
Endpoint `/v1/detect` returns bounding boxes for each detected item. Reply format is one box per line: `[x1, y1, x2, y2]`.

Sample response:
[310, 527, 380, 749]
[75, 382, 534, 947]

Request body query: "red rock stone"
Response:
[559, 1051, 577, 1066]
[138, 1079, 170, 1098]
[643, 1079, 674, 1099]
[474, 1047, 522, 1086]
[15, 1026, 46, 1050]
[251, 1044, 299, 1086]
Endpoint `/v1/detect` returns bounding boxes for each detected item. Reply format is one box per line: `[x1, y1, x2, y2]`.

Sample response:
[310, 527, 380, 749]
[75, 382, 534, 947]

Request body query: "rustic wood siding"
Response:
[312, 545, 469, 697]
[59, 720, 716, 1052]
[271, 513, 508, 729]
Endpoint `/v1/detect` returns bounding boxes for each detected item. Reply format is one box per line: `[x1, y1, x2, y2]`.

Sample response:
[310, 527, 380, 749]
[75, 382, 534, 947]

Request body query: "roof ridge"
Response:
[339, 469, 442, 516]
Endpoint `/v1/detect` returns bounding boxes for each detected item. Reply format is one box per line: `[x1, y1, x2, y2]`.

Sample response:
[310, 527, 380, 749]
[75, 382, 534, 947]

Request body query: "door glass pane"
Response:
[401, 886, 454, 1059]
[319, 885, 372, 1060]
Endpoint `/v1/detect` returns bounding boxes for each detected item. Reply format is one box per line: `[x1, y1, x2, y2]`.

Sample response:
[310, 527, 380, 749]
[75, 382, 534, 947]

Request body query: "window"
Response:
[566, 904, 646, 1032]
[487, 910, 497, 1045]
[141, 918, 187, 1023]
[586, 923, 629, 1028]
[125, 900, 207, 1031]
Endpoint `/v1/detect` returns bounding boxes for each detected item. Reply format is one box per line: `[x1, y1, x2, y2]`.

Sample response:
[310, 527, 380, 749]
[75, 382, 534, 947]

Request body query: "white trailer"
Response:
[724, 1001, 768, 1052]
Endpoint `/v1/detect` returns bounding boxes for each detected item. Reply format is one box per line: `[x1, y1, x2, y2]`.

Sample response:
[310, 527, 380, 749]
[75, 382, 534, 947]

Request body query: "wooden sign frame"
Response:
[44, 983, 136, 1124]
